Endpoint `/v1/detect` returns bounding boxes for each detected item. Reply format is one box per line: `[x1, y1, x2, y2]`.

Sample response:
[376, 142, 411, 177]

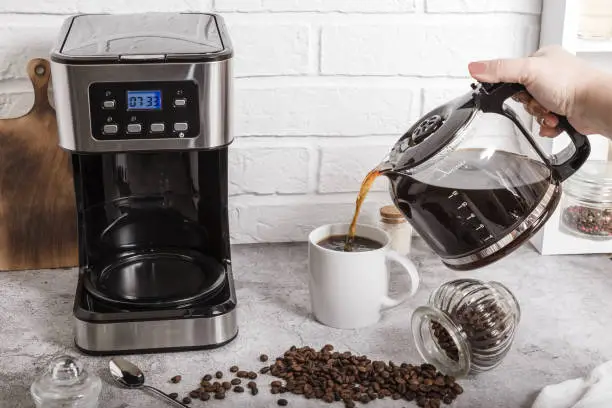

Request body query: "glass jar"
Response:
[378, 205, 412, 256]
[578, 0, 612, 39]
[560, 160, 612, 241]
[411, 278, 521, 377]
[31, 355, 102, 408]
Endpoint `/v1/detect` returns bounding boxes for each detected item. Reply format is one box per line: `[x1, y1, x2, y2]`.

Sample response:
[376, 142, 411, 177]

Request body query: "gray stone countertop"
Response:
[0, 238, 610, 408]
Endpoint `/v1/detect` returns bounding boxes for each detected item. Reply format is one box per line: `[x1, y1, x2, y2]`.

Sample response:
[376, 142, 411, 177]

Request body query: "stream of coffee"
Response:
[343, 166, 383, 251]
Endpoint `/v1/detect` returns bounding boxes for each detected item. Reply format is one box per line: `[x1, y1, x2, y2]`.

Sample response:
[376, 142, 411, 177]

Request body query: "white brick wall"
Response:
[0, 1, 542, 244]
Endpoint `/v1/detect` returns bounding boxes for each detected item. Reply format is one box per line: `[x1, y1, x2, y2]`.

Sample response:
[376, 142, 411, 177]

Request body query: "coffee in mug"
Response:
[317, 235, 382, 252]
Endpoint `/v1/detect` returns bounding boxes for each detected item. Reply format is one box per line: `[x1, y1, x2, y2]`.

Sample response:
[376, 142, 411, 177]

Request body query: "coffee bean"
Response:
[214, 392, 225, 400]
[230, 365, 239, 373]
[170, 375, 181, 383]
[234, 386, 245, 393]
[260, 366, 271, 374]
[237, 370, 248, 378]
[215, 371, 223, 379]
[260, 354, 269, 362]
[271, 380, 282, 387]
[168, 392, 178, 399]
[248, 371, 258, 379]
[222, 382, 231, 390]
[189, 390, 199, 398]
[203, 374, 212, 381]
[231, 378, 241, 385]
[182, 397, 191, 404]
[247, 381, 257, 389]
[278, 398, 288, 406]
[251, 387, 259, 396]
[200, 392, 210, 401]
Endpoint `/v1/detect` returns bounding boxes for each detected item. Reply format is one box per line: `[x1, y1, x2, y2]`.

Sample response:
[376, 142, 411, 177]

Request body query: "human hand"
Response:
[468, 45, 600, 137]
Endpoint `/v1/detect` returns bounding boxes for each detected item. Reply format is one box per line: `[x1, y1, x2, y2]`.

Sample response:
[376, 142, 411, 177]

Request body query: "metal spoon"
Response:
[109, 357, 190, 408]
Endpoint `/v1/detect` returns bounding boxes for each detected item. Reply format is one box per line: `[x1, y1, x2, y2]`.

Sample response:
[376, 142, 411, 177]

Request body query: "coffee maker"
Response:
[49, 12, 237, 355]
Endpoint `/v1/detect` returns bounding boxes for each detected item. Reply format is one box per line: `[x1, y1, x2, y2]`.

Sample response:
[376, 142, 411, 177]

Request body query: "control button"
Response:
[174, 122, 188, 132]
[103, 124, 118, 135]
[127, 123, 142, 134]
[174, 98, 187, 107]
[102, 100, 116, 109]
[150, 123, 165, 133]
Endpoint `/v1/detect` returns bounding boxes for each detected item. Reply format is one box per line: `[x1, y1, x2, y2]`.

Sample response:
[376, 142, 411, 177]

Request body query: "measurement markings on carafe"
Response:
[448, 189, 495, 243]
[89, 81, 200, 141]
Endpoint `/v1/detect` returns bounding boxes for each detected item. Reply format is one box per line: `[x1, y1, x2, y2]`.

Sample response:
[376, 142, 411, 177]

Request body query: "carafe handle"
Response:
[476, 82, 591, 182]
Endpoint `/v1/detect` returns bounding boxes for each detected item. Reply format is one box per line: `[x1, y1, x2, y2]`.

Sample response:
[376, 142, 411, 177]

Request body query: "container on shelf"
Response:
[560, 160, 612, 241]
[411, 278, 521, 377]
[578, 0, 612, 40]
[378, 205, 412, 256]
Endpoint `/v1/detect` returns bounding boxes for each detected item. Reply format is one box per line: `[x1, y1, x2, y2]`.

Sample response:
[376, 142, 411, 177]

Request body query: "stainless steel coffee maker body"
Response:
[50, 12, 238, 354]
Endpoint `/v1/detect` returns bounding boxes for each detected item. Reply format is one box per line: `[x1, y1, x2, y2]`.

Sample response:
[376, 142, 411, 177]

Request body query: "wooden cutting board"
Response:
[0, 58, 78, 271]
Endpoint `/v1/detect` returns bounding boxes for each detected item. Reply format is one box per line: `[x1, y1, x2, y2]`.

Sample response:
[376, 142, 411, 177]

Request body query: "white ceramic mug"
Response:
[308, 223, 420, 329]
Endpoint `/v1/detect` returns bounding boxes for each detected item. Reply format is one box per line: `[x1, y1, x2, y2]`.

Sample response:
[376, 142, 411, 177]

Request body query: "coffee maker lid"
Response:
[51, 13, 232, 64]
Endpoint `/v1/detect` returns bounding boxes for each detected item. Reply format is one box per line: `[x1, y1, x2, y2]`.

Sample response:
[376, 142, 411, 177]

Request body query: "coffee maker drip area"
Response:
[72, 150, 237, 354]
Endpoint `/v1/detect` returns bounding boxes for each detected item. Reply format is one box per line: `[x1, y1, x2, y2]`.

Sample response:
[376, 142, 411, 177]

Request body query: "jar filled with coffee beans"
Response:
[559, 160, 612, 241]
[411, 278, 521, 377]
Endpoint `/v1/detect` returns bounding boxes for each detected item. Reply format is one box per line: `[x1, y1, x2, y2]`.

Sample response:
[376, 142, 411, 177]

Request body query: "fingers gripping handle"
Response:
[476, 81, 591, 182]
[381, 250, 420, 310]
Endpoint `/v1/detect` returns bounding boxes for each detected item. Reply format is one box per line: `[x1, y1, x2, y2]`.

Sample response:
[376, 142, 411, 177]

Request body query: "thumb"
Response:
[468, 58, 530, 84]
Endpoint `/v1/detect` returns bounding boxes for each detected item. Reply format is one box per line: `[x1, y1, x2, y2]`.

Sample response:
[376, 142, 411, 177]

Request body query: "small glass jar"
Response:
[378, 205, 412, 256]
[411, 278, 521, 377]
[560, 160, 612, 241]
[31, 355, 102, 408]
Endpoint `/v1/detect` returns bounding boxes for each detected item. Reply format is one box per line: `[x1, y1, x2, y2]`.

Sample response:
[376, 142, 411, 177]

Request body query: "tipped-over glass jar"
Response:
[411, 278, 521, 377]
[30, 355, 102, 408]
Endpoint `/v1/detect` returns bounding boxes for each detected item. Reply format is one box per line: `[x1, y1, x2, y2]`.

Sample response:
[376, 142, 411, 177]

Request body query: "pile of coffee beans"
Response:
[165, 344, 464, 407]
[262, 344, 463, 407]
[562, 206, 612, 238]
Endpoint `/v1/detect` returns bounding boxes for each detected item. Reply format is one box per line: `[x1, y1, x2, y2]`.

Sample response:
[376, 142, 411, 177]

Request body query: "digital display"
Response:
[127, 90, 162, 110]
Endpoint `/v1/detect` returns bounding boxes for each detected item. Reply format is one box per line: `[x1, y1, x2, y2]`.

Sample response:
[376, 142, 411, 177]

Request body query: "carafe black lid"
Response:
[385, 88, 479, 173]
[51, 12, 232, 64]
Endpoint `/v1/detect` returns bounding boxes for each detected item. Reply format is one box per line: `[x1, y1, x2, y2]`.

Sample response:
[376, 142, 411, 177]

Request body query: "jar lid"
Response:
[380, 205, 404, 219]
[564, 160, 612, 203]
[31, 355, 102, 404]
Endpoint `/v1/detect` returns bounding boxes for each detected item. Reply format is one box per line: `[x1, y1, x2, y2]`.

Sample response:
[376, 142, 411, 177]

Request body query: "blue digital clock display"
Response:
[127, 90, 162, 110]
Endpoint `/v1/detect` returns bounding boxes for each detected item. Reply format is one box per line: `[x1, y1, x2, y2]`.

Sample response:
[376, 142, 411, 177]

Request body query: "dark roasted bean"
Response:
[182, 397, 191, 404]
[251, 387, 259, 396]
[231, 378, 241, 385]
[214, 392, 225, 400]
[200, 392, 210, 401]
[234, 386, 245, 393]
[277, 398, 288, 406]
[170, 375, 181, 384]
[222, 382, 231, 390]
[230, 365, 239, 373]
[260, 354, 269, 362]
[215, 371, 223, 379]
[203, 374, 212, 381]
[168, 392, 178, 399]
[189, 390, 199, 399]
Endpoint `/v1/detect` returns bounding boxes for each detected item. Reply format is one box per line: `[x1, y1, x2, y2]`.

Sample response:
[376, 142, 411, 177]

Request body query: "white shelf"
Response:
[576, 37, 612, 53]
[531, 0, 612, 256]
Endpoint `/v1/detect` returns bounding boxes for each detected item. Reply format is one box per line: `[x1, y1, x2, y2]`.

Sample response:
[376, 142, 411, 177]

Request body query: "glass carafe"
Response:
[380, 82, 591, 270]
